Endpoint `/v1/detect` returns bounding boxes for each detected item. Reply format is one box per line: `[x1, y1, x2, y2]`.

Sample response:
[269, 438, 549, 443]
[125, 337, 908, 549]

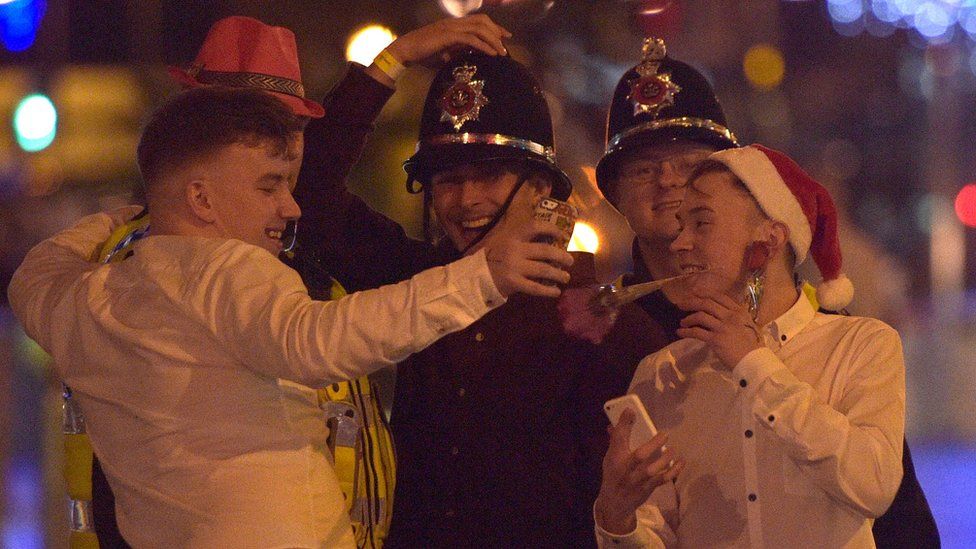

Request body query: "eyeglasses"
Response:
[617, 151, 712, 186]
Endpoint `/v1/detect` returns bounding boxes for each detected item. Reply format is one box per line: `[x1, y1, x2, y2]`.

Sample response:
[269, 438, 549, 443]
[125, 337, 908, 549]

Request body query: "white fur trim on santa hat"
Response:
[709, 146, 813, 266]
[817, 273, 854, 311]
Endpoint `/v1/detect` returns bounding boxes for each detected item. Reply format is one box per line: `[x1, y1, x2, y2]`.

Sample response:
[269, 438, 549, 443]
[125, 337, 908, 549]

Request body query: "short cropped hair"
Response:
[137, 87, 303, 193]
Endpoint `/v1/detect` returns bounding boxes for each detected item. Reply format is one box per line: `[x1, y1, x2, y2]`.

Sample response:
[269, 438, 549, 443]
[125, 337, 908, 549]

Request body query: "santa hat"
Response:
[708, 144, 854, 311]
[168, 16, 324, 118]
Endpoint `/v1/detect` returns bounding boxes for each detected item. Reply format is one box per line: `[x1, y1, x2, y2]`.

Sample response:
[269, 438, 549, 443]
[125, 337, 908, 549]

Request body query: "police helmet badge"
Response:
[439, 64, 488, 131]
[628, 38, 681, 116]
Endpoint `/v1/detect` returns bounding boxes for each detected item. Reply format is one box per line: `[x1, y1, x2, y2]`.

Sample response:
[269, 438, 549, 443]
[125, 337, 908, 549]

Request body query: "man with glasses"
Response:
[595, 38, 938, 548]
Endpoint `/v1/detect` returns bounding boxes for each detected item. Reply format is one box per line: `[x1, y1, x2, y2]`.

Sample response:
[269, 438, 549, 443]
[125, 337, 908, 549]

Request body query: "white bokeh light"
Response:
[13, 94, 57, 152]
[439, 0, 483, 17]
[345, 25, 397, 66]
[568, 221, 599, 254]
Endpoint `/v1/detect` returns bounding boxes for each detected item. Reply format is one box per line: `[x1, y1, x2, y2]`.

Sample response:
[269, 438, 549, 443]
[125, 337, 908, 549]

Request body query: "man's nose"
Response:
[669, 228, 691, 253]
[282, 192, 302, 220]
[658, 161, 688, 189]
[459, 180, 485, 208]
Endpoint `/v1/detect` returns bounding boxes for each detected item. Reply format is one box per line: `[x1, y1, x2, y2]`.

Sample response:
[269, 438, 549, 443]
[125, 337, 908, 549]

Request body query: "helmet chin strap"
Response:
[457, 170, 530, 256]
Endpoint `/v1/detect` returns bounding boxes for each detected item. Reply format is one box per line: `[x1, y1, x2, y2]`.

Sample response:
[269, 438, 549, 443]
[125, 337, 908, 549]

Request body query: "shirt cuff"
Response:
[406, 249, 507, 339]
[732, 347, 786, 400]
[733, 346, 811, 434]
[443, 249, 506, 311]
[593, 504, 650, 548]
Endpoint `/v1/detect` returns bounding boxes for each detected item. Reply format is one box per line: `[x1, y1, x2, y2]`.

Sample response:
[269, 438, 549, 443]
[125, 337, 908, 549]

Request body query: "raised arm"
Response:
[8, 207, 144, 350]
[197, 214, 572, 386]
[292, 15, 512, 291]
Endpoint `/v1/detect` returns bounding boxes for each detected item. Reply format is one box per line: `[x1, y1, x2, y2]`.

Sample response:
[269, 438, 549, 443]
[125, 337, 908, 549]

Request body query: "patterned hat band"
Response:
[190, 68, 307, 99]
[606, 116, 738, 154]
[420, 132, 556, 164]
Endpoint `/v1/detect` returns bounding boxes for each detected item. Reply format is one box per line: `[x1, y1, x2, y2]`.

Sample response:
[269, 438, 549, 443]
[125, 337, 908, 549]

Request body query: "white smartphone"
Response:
[604, 394, 660, 452]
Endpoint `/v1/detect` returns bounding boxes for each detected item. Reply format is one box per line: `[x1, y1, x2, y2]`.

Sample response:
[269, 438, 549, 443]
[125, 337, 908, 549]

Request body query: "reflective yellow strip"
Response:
[333, 445, 358, 513]
[802, 281, 820, 310]
[96, 215, 150, 263]
[64, 434, 94, 501]
[69, 531, 100, 549]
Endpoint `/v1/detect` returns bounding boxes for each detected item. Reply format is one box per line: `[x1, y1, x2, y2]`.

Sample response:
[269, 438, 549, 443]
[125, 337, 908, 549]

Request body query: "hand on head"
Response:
[595, 408, 682, 536]
[474, 183, 573, 298]
[387, 14, 511, 69]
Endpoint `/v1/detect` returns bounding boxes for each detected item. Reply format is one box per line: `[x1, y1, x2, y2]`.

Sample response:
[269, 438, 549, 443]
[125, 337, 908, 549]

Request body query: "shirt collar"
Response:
[763, 290, 816, 348]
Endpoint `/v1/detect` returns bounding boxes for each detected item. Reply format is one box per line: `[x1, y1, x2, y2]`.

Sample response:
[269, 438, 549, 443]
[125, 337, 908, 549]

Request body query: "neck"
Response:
[146, 204, 212, 240]
[751, 267, 800, 327]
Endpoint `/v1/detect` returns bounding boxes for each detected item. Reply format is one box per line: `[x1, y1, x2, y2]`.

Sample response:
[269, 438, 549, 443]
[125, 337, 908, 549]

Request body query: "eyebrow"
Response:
[257, 173, 289, 185]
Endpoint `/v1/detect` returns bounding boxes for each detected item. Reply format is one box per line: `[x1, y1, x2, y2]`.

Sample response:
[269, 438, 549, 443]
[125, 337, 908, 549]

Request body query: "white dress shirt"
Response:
[8, 207, 505, 548]
[596, 293, 905, 548]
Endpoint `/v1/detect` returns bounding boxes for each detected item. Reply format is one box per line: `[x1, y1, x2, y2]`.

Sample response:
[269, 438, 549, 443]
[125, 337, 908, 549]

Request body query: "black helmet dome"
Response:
[403, 50, 571, 201]
[596, 38, 738, 205]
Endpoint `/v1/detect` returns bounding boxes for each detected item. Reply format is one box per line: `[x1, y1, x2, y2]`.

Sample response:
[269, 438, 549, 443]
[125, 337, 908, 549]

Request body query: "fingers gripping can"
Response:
[533, 197, 578, 250]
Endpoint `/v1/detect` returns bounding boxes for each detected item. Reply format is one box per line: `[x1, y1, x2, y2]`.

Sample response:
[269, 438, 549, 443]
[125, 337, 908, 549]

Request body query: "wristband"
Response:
[373, 49, 406, 81]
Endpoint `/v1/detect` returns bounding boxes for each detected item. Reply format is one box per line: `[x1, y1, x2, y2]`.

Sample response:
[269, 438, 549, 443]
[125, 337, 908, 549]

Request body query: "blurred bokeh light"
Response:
[12, 93, 56, 153]
[955, 184, 976, 228]
[439, 0, 483, 17]
[345, 24, 396, 66]
[568, 221, 599, 253]
[743, 43, 786, 90]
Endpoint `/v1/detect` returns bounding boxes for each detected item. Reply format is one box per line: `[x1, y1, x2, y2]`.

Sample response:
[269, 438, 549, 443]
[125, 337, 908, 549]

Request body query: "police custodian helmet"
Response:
[596, 38, 739, 204]
[403, 50, 572, 201]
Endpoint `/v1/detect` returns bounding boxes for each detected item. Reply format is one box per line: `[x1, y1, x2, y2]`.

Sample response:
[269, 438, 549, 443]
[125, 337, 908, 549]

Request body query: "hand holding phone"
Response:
[604, 394, 659, 453]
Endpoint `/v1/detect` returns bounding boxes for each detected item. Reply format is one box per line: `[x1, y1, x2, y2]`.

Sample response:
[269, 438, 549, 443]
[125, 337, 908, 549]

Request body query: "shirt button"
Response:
[739, 379, 747, 388]
[451, 446, 459, 456]
[458, 388, 466, 397]
[768, 414, 776, 423]
[748, 493, 757, 502]
[475, 332, 485, 342]
[744, 429, 753, 438]
[781, 334, 787, 341]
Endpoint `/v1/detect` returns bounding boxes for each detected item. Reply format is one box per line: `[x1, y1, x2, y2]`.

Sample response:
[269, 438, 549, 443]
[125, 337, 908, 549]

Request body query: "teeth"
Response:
[460, 217, 492, 229]
[681, 265, 706, 273]
[267, 229, 282, 239]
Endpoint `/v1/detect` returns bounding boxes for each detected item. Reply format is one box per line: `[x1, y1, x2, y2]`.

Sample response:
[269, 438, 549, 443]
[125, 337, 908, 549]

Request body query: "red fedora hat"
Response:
[168, 16, 324, 118]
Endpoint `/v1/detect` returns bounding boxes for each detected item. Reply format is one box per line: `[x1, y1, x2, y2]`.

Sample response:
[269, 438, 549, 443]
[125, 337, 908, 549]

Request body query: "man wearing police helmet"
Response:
[595, 38, 937, 549]
[295, 27, 668, 544]
[390, 48, 668, 548]
[596, 38, 739, 331]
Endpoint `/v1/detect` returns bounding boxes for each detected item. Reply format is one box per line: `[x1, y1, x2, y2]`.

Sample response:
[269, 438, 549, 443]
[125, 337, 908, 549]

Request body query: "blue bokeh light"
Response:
[0, 0, 46, 52]
[828, 0, 976, 43]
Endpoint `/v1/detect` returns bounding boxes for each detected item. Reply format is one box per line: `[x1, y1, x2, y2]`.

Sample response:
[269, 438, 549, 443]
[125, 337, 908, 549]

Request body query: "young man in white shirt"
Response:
[595, 144, 905, 548]
[7, 87, 572, 548]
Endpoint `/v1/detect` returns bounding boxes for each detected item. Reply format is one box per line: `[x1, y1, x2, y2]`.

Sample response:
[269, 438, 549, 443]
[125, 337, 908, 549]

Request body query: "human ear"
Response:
[186, 179, 217, 224]
[746, 221, 791, 270]
[767, 221, 791, 257]
[744, 240, 773, 271]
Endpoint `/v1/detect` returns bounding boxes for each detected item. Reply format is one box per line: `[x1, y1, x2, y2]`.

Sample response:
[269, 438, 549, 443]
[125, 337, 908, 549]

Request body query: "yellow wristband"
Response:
[373, 49, 406, 81]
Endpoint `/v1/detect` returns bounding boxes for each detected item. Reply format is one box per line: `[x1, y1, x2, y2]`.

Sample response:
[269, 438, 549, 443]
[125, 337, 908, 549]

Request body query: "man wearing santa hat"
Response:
[594, 145, 906, 548]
